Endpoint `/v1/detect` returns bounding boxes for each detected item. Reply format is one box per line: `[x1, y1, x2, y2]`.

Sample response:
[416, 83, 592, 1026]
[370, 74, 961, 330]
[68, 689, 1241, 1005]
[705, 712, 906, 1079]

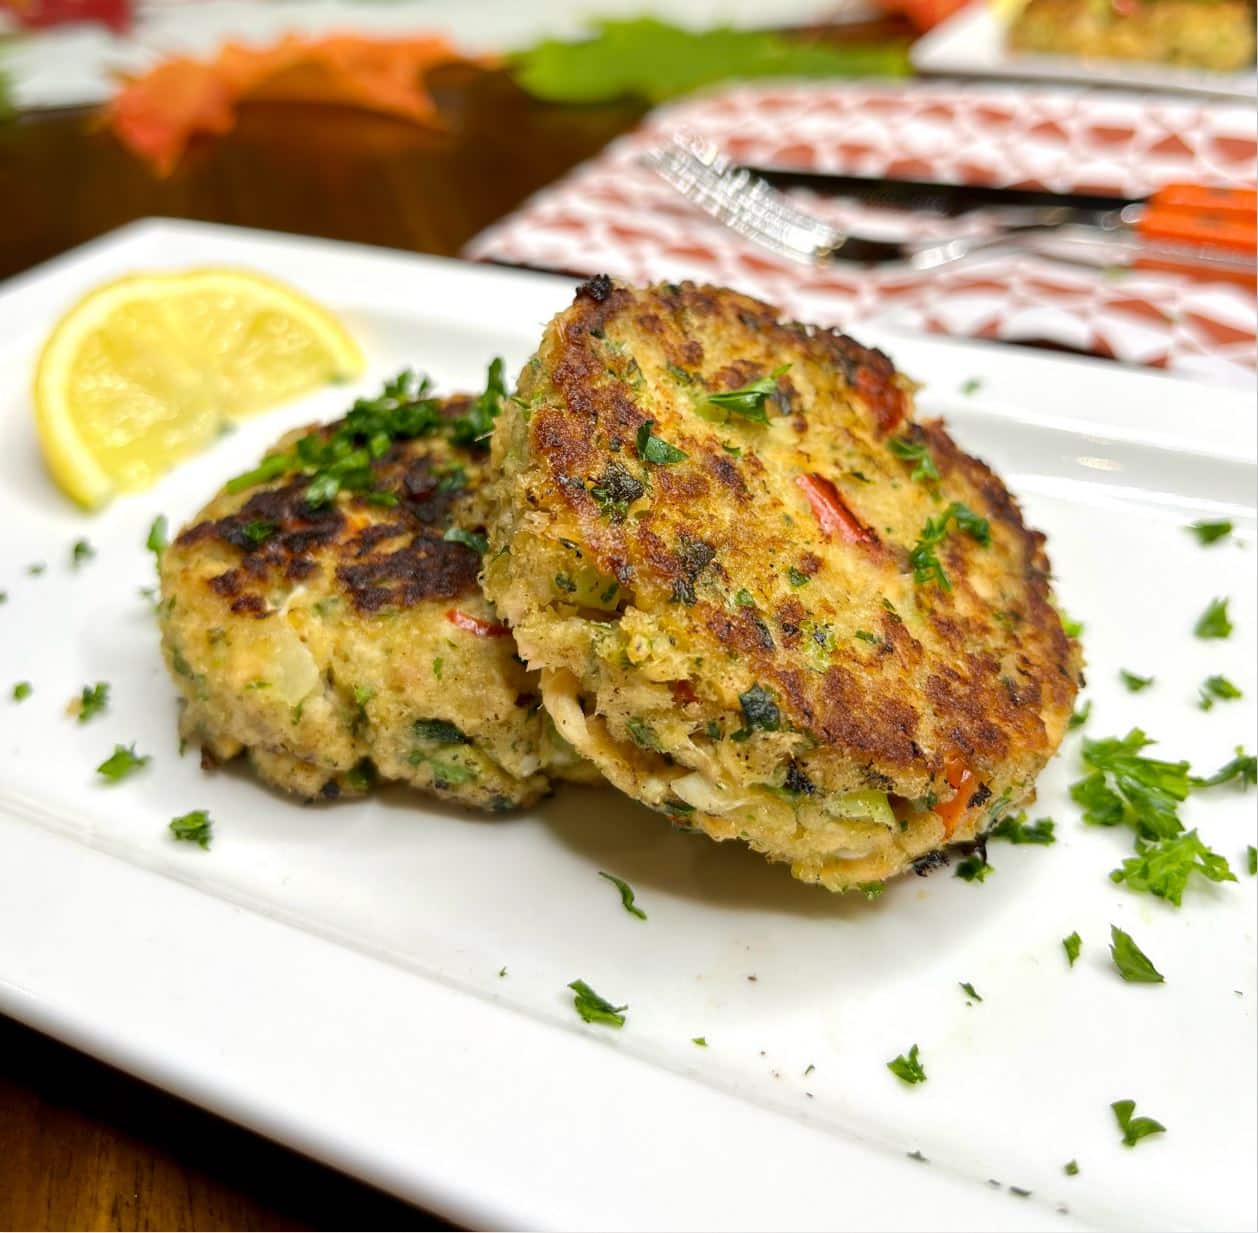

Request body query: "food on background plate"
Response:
[1007, 0, 1257, 71]
[483, 277, 1082, 891]
[159, 366, 588, 809]
[34, 269, 363, 509]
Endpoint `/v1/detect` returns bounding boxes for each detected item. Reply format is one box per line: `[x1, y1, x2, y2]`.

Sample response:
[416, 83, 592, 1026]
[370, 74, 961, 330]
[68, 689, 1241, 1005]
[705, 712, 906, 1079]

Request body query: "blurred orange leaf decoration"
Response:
[103, 34, 491, 175]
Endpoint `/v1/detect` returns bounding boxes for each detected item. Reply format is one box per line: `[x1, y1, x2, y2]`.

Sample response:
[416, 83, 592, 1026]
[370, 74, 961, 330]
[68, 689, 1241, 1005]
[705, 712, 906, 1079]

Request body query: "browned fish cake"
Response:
[483, 278, 1082, 889]
[159, 371, 588, 809]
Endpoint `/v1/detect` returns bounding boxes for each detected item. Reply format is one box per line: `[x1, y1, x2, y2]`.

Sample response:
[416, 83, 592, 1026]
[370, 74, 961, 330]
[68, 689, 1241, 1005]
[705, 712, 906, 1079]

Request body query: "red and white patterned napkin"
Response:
[465, 82, 1257, 387]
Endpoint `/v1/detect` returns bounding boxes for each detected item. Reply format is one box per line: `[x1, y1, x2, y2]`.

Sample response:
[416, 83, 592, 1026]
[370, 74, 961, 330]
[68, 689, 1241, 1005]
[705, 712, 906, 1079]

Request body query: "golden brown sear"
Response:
[160, 381, 586, 809]
[483, 278, 1082, 890]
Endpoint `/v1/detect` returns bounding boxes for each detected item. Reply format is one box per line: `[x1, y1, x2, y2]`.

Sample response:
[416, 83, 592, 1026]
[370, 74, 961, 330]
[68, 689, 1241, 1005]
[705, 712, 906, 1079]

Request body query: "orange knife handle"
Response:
[1149, 183, 1257, 218]
[1137, 204, 1257, 254]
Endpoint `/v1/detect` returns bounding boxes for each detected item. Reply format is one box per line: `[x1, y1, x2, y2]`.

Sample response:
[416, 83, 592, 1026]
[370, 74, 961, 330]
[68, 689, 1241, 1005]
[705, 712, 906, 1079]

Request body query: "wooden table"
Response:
[0, 66, 643, 1232]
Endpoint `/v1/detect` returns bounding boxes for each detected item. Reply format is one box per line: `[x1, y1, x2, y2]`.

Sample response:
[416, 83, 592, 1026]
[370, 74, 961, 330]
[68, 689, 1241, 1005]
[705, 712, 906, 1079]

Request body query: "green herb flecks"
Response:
[887, 435, 939, 483]
[635, 419, 687, 465]
[960, 377, 983, 395]
[76, 682, 110, 724]
[512, 19, 909, 105]
[787, 566, 810, 587]
[146, 515, 169, 562]
[443, 527, 488, 555]
[169, 809, 213, 849]
[1063, 932, 1082, 967]
[1198, 675, 1242, 711]
[705, 365, 790, 425]
[1186, 519, 1232, 546]
[955, 853, 993, 883]
[1112, 1099, 1166, 1148]
[1191, 746, 1256, 790]
[959, 981, 982, 1003]
[412, 718, 469, 745]
[96, 743, 150, 782]
[1246, 845, 1256, 876]
[625, 716, 662, 751]
[737, 683, 781, 734]
[887, 1044, 927, 1085]
[1110, 831, 1235, 905]
[71, 539, 96, 568]
[240, 520, 276, 548]
[1119, 669, 1154, 693]
[909, 502, 991, 590]
[989, 813, 1055, 845]
[1071, 729, 1191, 841]
[1109, 925, 1164, 984]
[1068, 699, 1091, 730]
[1194, 597, 1232, 640]
[599, 871, 647, 920]
[568, 979, 627, 1028]
[1064, 1160, 1079, 1177]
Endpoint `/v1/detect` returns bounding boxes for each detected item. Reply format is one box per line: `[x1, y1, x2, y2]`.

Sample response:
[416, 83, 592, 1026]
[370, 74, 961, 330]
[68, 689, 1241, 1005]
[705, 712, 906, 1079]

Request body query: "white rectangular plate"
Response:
[0, 220, 1254, 1232]
[912, 2, 1257, 100]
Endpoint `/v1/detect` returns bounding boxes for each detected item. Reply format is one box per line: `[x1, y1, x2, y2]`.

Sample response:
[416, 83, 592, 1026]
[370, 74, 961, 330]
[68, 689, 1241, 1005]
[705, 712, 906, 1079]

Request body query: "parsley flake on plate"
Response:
[960, 377, 983, 395]
[76, 681, 110, 724]
[989, 813, 1055, 845]
[1067, 699, 1091, 730]
[1119, 669, 1154, 693]
[1110, 831, 1235, 906]
[1246, 845, 1256, 876]
[635, 419, 687, 465]
[692, 1036, 708, 1047]
[568, 979, 627, 1028]
[169, 809, 213, 849]
[598, 871, 647, 920]
[887, 1044, 927, 1085]
[70, 538, 95, 568]
[1194, 597, 1233, 640]
[1111, 1099, 1166, 1148]
[1064, 1160, 1080, 1177]
[1063, 931, 1082, 967]
[146, 515, 168, 561]
[1109, 925, 1164, 984]
[1198, 675, 1242, 711]
[1192, 747, 1256, 790]
[1071, 729, 1190, 840]
[11, 681, 31, 702]
[27, 562, 45, 576]
[954, 853, 993, 883]
[1186, 519, 1232, 546]
[96, 743, 150, 782]
[959, 981, 982, 1003]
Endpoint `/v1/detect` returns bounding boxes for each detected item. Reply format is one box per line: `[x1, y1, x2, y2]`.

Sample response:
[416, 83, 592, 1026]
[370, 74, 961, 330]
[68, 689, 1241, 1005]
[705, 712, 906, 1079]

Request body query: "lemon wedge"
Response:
[33, 269, 364, 508]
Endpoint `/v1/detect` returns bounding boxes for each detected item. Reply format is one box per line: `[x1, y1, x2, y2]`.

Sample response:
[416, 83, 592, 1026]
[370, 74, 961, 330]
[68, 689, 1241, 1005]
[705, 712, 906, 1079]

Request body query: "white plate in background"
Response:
[912, 2, 1257, 99]
[0, 220, 1254, 1232]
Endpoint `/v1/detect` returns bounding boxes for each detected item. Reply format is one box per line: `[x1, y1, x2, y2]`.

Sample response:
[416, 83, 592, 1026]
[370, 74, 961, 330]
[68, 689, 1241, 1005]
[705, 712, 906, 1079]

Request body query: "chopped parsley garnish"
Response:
[412, 718, 468, 745]
[787, 567, 810, 587]
[1191, 746, 1256, 790]
[568, 979, 626, 1028]
[1064, 1160, 1079, 1177]
[1198, 675, 1242, 711]
[599, 871, 647, 920]
[734, 588, 756, 607]
[1063, 932, 1082, 967]
[71, 539, 95, 568]
[909, 501, 991, 590]
[854, 630, 879, 644]
[1110, 831, 1235, 905]
[224, 362, 505, 507]
[498, 966, 508, 978]
[169, 809, 212, 849]
[76, 682, 110, 724]
[1068, 699, 1091, 730]
[1111, 1099, 1166, 1148]
[959, 981, 982, 1002]
[886, 1044, 926, 1085]
[804, 1063, 815, 1076]
[1119, 669, 1154, 693]
[692, 1036, 708, 1047]
[954, 854, 993, 882]
[705, 364, 790, 424]
[1247, 845, 1256, 876]
[590, 461, 645, 520]
[989, 813, 1055, 845]
[443, 527, 488, 555]
[11, 681, 32, 702]
[240, 520, 276, 548]
[857, 881, 885, 899]
[625, 716, 661, 751]
[1186, 519, 1232, 545]
[27, 562, 45, 576]
[1194, 597, 1232, 640]
[737, 683, 781, 733]
[96, 743, 150, 782]
[1109, 924, 1164, 984]
[721, 441, 741, 458]
[960, 377, 983, 395]
[635, 419, 687, 465]
[907, 1150, 928, 1163]
[887, 435, 939, 483]
[1071, 729, 1190, 840]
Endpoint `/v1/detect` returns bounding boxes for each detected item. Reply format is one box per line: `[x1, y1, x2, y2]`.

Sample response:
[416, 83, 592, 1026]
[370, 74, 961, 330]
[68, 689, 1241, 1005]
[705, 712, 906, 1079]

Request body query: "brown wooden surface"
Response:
[0, 66, 643, 1233]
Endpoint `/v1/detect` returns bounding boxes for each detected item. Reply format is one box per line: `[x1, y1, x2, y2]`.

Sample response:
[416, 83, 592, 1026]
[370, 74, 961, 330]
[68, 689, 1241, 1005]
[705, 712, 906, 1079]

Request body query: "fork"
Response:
[642, 135, 1257, 279]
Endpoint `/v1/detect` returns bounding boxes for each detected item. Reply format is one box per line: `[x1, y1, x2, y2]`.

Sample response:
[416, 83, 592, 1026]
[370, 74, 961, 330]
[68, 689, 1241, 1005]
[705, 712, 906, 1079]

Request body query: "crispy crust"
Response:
[484, 279, 1083, 889]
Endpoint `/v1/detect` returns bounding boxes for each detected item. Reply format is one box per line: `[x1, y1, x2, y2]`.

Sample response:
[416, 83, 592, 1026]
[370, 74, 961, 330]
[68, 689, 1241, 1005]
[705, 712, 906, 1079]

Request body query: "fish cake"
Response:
[160, 367, 585, 809]
[483, 278, 1082, 889]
